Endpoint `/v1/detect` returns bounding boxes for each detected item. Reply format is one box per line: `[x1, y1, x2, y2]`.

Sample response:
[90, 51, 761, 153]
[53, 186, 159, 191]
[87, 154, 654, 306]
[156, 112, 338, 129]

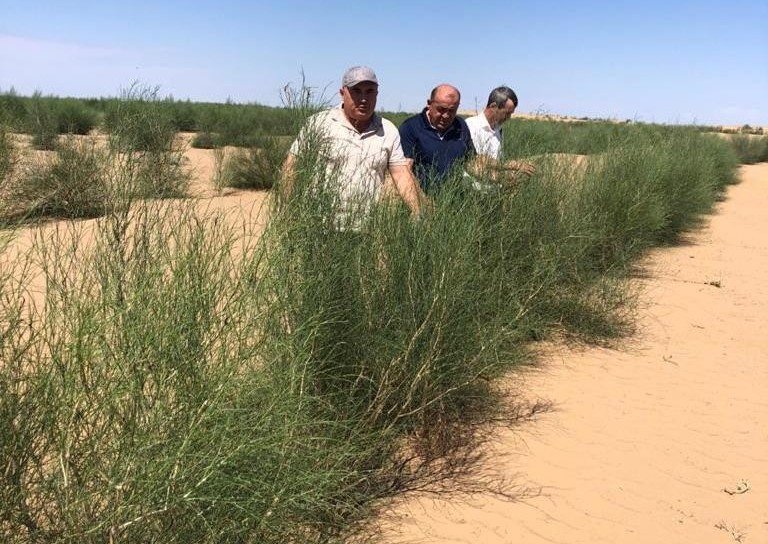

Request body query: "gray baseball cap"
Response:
[342, 66, 378, 88]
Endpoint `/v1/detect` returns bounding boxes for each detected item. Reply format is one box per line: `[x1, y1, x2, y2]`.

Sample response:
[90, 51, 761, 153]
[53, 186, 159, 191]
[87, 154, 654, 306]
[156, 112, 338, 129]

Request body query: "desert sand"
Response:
[374, 163, 768, 543]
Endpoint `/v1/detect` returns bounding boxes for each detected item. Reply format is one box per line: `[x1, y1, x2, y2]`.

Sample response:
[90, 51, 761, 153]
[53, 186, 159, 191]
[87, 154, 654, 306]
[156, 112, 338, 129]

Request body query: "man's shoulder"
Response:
[456, 115, 472, 129]
[298, 108, 338, 133]
[464, 114, 483, 128]
[399, 113, 423, 131]
[306, 107, 338, 123]
[379, 116, 399, 133]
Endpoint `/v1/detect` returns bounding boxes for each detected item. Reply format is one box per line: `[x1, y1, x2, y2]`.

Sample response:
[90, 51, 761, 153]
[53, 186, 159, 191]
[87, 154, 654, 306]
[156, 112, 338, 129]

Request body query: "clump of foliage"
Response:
[104, 85, 177, 153]
[54, 98, 99, 135]
[102, 84, 190, 199]
[0, 126, 15, 182]
[0, 87, 28, 129]
[729, 134, 768, 164]
[219, 135, 289, 190]
[26, 92, 59, 150]
[1, 138, 108, 222]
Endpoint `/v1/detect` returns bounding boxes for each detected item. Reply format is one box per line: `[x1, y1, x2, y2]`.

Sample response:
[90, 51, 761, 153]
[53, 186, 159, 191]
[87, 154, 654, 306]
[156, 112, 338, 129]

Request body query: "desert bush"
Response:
[0, 104, 743, 543]
[0, 198, 409, 543]
[54, 98, 99, 135]
[132, 151, 189, 199]
[1, 139, 108, 222]
[191, 131, 216, 149]
[163, 97, 198, 131]
[101, 85, 190, 200]
[0, 126, 15, 183]
[729, 134, 768, 164]
[104, 85, 177, 153]
[26, 92, 59, 150]
[0, 88, 28, 129]
[219, 135, 288, 190]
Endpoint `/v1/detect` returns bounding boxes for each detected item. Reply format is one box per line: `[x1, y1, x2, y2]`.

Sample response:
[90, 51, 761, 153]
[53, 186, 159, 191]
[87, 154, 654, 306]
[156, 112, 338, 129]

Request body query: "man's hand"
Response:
[507, 160, 536, 176]
[389, 163, 428, 219]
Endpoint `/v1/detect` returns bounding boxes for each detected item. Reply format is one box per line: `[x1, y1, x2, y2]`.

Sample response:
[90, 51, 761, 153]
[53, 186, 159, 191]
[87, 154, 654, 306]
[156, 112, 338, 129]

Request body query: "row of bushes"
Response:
[500, 117, 768, 163]
[0, 88, 300, 150]
[0, 119, 742, 542]
[4, 88, 766, 167]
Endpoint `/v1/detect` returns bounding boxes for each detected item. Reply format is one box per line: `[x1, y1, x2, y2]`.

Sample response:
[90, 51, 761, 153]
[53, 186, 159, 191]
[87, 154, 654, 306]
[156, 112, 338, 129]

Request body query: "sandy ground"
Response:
[374, 163, 768, 543]
[2, 135, 270, 310]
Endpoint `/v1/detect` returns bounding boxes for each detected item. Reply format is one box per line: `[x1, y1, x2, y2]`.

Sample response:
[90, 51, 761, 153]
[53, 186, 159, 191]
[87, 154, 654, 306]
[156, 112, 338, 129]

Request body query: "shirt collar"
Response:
[421, 107, 461, 138]
[332, 105, 382, 135]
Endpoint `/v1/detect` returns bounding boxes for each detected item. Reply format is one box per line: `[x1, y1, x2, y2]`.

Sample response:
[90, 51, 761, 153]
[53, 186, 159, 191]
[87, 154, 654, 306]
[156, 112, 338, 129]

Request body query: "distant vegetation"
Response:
[1, 87, 764, 160]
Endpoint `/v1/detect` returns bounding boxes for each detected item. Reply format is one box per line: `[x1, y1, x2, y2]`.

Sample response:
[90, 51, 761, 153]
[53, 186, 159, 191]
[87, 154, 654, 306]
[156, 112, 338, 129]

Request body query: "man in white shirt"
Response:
[465, 86, 535, 180]
[282, 66, 422, 227]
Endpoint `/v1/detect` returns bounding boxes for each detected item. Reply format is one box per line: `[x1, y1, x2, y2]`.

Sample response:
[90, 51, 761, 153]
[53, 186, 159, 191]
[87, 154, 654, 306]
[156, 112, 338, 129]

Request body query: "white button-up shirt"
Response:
[465, 112, 502, 159]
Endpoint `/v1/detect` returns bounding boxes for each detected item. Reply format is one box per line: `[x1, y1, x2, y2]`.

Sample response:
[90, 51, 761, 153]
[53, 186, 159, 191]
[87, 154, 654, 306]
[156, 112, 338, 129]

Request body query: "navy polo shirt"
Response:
[399, 109, 475, 192]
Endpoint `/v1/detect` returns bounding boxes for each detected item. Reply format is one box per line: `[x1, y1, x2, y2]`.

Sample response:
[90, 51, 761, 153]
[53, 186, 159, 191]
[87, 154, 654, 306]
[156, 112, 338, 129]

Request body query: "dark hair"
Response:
[486, 86, 518, 108]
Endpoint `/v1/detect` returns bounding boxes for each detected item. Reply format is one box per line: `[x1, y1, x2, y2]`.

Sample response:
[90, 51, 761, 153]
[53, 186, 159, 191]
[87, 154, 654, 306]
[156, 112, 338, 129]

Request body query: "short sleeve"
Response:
[388, 131, 408, 166]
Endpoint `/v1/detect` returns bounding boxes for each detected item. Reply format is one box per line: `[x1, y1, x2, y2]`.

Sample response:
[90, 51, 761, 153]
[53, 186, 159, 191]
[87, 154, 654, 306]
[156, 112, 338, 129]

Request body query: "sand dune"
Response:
[376, 163, 768, 543]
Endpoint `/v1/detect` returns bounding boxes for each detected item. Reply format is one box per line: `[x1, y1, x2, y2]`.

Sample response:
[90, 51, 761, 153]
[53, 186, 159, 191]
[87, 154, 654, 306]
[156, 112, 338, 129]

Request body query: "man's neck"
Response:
[346, 111, 373, 132]
[483, 109, 497, 129]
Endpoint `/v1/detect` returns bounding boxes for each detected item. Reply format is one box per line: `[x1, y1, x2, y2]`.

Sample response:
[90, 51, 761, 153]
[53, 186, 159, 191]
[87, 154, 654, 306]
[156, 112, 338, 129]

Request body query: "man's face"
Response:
[341, 81, 378, 123]
[490, 99, 516, 127]
[426, 91, 460, 132]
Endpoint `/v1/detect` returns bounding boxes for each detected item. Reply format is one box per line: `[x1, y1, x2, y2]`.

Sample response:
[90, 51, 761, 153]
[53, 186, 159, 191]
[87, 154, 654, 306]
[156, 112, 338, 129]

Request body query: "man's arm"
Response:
[388, 163, 425, 217]
[466, 154, 535, 183]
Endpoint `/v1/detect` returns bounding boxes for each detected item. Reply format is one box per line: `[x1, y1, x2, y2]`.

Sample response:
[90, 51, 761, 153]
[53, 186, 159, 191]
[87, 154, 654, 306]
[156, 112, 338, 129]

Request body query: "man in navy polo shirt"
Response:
[399, 84, 475, 192]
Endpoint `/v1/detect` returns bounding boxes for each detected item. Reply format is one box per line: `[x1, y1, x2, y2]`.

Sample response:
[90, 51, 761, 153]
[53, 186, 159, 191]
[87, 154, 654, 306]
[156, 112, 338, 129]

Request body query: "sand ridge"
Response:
[376, 163, 768, 543]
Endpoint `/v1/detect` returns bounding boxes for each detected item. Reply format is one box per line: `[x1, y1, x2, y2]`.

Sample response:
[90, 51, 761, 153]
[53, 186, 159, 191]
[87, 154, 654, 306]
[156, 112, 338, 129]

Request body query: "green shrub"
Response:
[730, 134, 768, 164]
[220, 135, 288, 190]
[0, 103, 745, 543]
[26, 92, 59, 150]
[0, 88, 28, 129]
[132, 151, 189, 199]
[55, 98, 99, 135]
[191, 131, 216, 149]
[0, 127, 15, 183]
[104, 85, 177, 153]
[1, 139, 108, 222]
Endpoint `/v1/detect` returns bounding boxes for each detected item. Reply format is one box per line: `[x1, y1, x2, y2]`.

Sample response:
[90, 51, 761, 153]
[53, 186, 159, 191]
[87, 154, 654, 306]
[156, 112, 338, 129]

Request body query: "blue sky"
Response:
[1, 0, 766, 125]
